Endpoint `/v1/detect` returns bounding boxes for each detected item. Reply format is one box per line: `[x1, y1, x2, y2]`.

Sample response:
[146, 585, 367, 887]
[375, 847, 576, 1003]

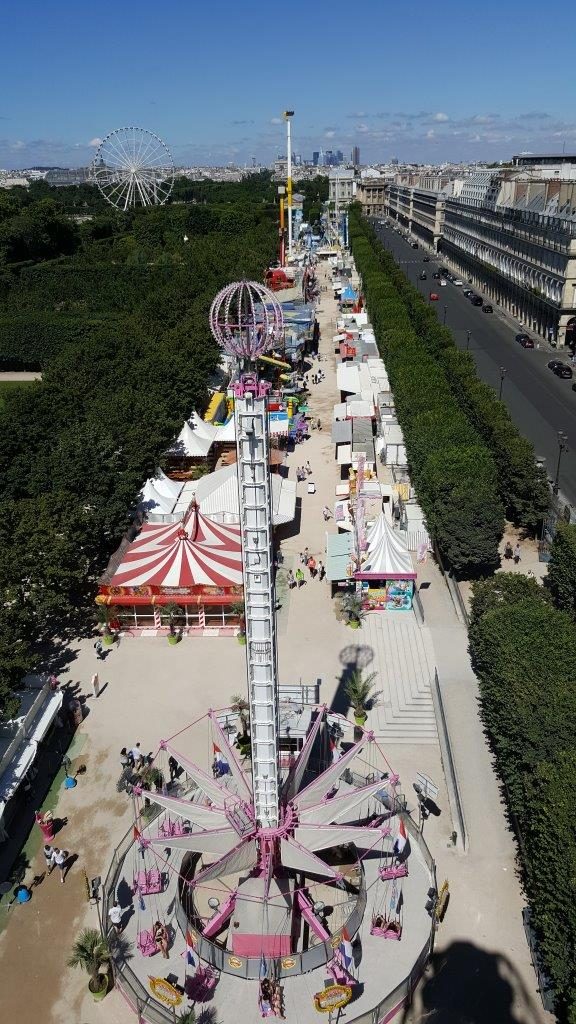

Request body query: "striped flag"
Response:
[338, 927, 353, 970]
[185, 928, 198, 969]
[393, 819, 407, 856]
[330, 737, 341, 763]
[213, 743, 230, 775]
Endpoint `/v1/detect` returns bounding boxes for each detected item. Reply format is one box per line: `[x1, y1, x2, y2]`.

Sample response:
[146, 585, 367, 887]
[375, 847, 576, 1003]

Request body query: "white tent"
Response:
[152, 469, 183, 503]
[170, 422, 213, 459]
[213, 418, 236, 444]
[139, 479, 174, 514]
[189, 410, 219, 441]
[195, 464, 296, 526]
[357, 513, 416, 579]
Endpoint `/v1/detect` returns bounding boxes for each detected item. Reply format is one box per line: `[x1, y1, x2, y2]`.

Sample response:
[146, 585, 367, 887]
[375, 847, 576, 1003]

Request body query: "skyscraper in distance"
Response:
[351, 146, 360, 167]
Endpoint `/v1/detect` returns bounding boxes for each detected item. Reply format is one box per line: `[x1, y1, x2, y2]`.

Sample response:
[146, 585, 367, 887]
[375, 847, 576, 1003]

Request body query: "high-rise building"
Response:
[351, 146, 360, 167]
[336, 150, 344, 164]
[312, 151, 320, 167]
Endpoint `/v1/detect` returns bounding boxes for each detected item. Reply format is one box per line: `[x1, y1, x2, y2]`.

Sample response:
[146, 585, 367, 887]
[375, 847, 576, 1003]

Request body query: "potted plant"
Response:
[140, 765, 165, 793]
[67, 928, 112, 1001]
[231, 694, 250, 740]
[231, 601, 246, 644]
[344, 669, 379, 726]
[161, 602, 182, 644]
[341, 593, 365, 629]
[95, 604, 120, 646]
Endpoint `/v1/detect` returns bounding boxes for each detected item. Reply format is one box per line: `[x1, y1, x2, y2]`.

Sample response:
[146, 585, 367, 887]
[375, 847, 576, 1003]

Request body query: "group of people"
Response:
[42, 844, 71, 884]
[120, 743, 147, 771]
[296, 462, 312, 481]
[286, 552, 325, 588]
[504, 541, 521, 564]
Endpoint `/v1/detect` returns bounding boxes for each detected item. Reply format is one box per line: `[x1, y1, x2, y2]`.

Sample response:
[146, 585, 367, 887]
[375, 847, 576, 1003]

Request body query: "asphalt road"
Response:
[371, 221, 576, 508]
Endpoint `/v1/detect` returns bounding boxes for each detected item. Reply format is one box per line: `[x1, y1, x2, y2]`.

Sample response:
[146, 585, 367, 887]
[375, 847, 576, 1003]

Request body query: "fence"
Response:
[432, 670, 467, 851]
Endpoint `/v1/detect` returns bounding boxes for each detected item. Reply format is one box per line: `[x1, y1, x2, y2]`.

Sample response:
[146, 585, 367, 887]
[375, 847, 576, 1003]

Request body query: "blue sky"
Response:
[1, 0, 573, 168]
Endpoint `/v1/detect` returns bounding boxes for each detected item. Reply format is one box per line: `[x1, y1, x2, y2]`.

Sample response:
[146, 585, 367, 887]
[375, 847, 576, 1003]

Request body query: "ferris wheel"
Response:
[91, 127, 175, 210]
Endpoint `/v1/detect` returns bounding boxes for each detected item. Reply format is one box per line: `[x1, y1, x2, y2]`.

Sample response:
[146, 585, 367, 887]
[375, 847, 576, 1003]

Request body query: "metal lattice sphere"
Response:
[209, 280, 284, 360]
[90, 127, 174, 209]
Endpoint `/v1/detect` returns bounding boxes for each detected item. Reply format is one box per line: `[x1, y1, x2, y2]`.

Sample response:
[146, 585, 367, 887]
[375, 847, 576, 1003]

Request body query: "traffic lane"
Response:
[373, 223, 576, 503]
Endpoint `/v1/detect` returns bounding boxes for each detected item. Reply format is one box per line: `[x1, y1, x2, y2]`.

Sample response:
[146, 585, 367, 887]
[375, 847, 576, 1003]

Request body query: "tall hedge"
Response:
[351, 210, 548, 529]
[469, 575, 576, 1019]
[349, 214, 504, 576]
[547, 522, 576, 615]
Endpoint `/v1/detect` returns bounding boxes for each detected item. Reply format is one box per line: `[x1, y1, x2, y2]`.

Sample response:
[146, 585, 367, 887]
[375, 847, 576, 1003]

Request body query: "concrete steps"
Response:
[362, 614, 438, 744]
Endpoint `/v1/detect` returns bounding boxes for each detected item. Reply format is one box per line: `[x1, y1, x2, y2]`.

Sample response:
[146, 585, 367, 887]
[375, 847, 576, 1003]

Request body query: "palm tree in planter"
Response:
[67, 928, 112, 1001]
[341, 592, 366, 629]
[231, 693, 251, 758]
[344, 669, 379, 726]
[161, 602, 183, 644]
[95, 604, 121, 646]
[231, 600, 247, 644]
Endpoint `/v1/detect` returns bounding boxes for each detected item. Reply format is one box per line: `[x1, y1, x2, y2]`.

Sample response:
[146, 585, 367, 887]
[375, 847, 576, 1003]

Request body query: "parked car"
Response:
[471, 295, 484, 306]
[482, 304, 493, 313]
[453, 279, 464, 286]
[429, 292, 439, 301]
[411, 242, 419, 248]
[419, 272, 427, 280]
[433, 271, 441, 279]
[439, 279, 447, 286]
[439, 267, 449, 276]
[463, 289, 474, 298]
[548, 360, 573, 378]
[516, 333, 534, 348]
[423, 256, 430, 262]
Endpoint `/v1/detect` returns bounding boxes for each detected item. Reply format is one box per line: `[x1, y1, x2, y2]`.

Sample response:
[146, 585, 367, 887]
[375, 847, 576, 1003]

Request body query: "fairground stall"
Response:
[355, 513, 416, 612]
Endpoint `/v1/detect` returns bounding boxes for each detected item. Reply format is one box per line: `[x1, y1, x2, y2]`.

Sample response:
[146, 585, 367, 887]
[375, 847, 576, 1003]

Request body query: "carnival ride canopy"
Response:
[108, 504, 243, 589]
[356, 513, 416, 580]
[195, 464, 296, 526]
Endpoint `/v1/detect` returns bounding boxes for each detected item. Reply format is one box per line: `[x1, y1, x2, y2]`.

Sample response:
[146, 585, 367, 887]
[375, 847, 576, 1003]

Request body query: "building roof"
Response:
[356, 513, 416, 580]
[195, 464, 296, 526]
[331, 420, 352, 444]
[325, 532, 354, 581]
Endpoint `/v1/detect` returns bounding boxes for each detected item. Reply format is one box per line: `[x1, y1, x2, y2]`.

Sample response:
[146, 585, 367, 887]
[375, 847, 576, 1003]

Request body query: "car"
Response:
[433, 271, 441, 279]
[439, 278, 447, 286]
[463, 289, 473, 297]
[483, 304, 493, 313]
[439, 267, 449, 276]
[423, 256, 430, 262]
[471, 295, 484, 306]
[429, 292, 439, 301]
[453, 279, 464, 286]
[516, 333, 534, 347]
[411, 242, 419, 248]
[548, 360, 573, 378]
[419, 272, 427, 280]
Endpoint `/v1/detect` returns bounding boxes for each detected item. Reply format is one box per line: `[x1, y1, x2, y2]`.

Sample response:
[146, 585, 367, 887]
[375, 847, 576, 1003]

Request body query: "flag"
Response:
[185, 928, 198, 970]
[213, 744, 228, 767]
[259, 955, 268, 980]
[330, 737, 341, 763]
[133, 825, 141, 841]
[393, 819, 407, 856]
[338, 927, 353, 970]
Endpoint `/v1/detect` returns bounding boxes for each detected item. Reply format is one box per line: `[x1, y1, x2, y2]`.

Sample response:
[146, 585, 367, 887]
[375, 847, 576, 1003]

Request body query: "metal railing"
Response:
[432, 670, 467, 851]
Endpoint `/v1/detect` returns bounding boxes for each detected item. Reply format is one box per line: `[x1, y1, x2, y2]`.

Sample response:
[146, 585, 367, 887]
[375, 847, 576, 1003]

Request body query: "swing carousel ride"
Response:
[104, 281, 436, 1023]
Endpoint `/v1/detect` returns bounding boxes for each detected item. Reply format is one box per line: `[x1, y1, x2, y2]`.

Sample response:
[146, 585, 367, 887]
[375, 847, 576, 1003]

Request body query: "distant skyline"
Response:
[1, 0, 574, 170]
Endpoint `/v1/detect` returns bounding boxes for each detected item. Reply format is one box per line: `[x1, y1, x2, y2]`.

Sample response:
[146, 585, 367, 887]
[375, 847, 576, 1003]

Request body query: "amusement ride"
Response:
[90, 126, 175, 209]
[104, 280, 437, 1022]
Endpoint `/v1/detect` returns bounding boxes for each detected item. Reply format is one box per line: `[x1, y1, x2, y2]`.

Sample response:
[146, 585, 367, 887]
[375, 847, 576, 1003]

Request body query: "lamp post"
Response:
[466, 330, 471, 350]
[284, 111, 294, 257]
[499, 366, 507, 401]
[277, 185, 286, 267]
[443, 305, 447, 326]
[553, 431, 569, 496]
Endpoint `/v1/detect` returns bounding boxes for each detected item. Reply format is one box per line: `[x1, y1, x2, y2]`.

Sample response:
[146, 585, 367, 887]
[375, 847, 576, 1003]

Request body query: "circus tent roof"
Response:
[109, 504, 243, 589]
[356, 513, 416, 580]
[138, 479, 174, 515]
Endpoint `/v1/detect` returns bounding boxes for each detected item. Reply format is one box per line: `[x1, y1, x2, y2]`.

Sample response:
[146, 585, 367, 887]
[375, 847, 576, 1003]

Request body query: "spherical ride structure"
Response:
[209, 280, 284, 362]
[91, 127, 174, 210]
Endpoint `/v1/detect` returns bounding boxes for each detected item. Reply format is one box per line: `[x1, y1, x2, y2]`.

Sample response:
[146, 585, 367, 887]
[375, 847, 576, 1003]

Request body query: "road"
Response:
[371, 220, 576, 508]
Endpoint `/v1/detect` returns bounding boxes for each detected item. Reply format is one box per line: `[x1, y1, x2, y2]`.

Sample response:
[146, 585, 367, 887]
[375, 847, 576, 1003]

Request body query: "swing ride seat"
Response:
[134, 868, 163, 895]
[370, 920, 403, 940]
[379, 863, 408, 881]
[185, 965, 217, 1002]
[137, 928, 158, 957]
[259, 982, 284, 1019]
[157, 819, 185, 839]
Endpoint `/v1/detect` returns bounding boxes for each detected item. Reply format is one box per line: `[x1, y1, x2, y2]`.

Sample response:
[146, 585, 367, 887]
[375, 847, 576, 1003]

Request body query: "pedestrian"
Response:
[287, 570, 295, 589]
[94, 639, 103, 660]
[43, 844, 54, 873]
[308, 557, 317, 578]
[131, 742, 144, 768]
[295, 568, 305, 588]
[504, 541, 513, 560]
[322, 506, 332, 521]
[305, 461, 312, 475]
[513, 543, 521, 565]
[317, 419, 322, 430]
[120, 747, 133, 770]
[108, 900, 123, 934]
[318, 561, 325, 582]
[53, 848, 69, 884]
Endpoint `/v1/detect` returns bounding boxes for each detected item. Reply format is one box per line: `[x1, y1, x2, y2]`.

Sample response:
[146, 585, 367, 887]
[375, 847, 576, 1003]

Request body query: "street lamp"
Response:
[466, 330, 471, 350]
[553, 431, 569, 496]
[499, 366, 507, 401]
[443, 305, 447, 326]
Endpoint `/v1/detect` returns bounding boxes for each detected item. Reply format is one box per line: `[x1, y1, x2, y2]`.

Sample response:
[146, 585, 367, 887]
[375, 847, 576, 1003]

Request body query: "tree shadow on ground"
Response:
[403, 940, 545, 1024]
[330, 645, 375, 716]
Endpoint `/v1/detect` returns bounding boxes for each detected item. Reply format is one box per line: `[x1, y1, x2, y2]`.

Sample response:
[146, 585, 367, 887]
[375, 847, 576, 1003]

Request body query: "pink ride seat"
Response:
[137, 929, 158, 956]
[134, 869, 163, 895]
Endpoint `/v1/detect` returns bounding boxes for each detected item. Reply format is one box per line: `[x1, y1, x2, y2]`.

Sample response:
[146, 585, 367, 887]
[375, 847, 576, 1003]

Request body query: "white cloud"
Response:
[88, 137, 102, 148]
[270, 117, 282, 125]
[432, 112, 449, 122]
[325, 130, 336, 139]
[356, 123, 370, 134]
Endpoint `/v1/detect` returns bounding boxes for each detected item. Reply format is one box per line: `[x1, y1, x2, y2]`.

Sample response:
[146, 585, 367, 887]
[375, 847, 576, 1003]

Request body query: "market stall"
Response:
[355, 513, 416, 611]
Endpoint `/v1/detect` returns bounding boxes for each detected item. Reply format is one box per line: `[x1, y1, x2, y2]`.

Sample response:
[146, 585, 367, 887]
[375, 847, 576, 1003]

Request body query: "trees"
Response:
[547, 522, 576, 615]
[67, 928, 111, 996]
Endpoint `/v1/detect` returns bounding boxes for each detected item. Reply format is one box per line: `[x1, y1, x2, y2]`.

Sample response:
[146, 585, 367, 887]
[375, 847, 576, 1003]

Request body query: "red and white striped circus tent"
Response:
[98, 503, 244, 632]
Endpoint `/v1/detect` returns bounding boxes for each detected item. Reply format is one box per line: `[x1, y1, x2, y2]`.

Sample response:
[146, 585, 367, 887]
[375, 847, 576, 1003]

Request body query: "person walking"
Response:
[307, 556, 317, 579]
[120, 747, 132, 770]
[513, 543, 521, 565]
[305, 461, 312, 476]
[52, 848, 69, 884]
[94, 639, 104, 660]
[295, 568, 305, 588]
[318, 561, 325, 582]
[108, 900, 124, 934]
[317, 419, 322, 430]
[303, 547, 309, 563]
[287, 570, 295, 590]
[322, 506, 332, 521]
[43, 844, 55, 873]
[504, 541, 513, 560]
[131, 743, 144, 768]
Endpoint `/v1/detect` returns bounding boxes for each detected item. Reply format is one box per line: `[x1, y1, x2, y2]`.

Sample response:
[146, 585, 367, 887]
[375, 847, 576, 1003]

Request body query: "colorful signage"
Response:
[313, 984, 353, 1013]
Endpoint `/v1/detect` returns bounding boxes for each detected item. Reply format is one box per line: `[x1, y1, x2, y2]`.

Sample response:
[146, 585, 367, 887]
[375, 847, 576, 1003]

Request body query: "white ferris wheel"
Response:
[91, 126, 175, 210]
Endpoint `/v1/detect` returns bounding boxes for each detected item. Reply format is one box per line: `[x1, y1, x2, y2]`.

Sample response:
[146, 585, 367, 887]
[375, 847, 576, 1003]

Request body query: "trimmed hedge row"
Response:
[353, 212, 548, 529]
[469, 575, 576, 1021]
[349, 218, 504, 576]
